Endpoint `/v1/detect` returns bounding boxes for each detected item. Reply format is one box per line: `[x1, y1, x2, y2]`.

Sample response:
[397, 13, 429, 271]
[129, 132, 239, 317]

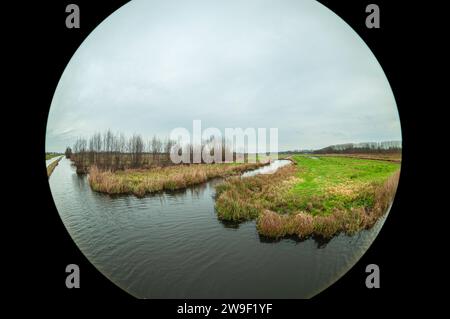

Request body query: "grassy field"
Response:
[47, 156, 63, 177]
[215, 155, 400, 238]
[318, 152, 401, 163]
[89, 162, 265, 197]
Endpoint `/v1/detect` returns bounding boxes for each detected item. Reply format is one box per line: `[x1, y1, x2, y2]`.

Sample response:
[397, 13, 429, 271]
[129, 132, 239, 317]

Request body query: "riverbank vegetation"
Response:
[66, 130, 269, 196]
[89, 162, 265, 197]
[46, 152, 63, 160]
[47, 156, 63, 177]
[215, 155, 400, 239]
[65, 131, 401, 238]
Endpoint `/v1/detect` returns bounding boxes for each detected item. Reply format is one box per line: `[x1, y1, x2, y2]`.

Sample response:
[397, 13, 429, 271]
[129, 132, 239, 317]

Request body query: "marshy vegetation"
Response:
[66, 130, 266, 196]
[64, 130, 400, 239]
[89, 162, 265, 197]
[215, 155, 400, 239]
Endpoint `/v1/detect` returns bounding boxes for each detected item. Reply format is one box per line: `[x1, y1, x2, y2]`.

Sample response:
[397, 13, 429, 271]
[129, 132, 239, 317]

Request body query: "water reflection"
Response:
[218, 219, 241, 229]
[257, 233, 333, 248]
[242, 159, 292, 177]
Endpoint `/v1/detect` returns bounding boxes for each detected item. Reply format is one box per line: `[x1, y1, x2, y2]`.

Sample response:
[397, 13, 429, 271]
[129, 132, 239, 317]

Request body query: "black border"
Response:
[15, 0, 424, 313]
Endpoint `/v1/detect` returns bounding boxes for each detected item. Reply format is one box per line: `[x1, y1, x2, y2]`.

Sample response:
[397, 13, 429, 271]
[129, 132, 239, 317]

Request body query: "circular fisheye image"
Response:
[46, 0, 401, 298]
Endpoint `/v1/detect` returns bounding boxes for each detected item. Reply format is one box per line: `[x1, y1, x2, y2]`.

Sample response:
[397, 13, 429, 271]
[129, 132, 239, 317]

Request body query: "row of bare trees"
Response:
[68, 130, 177, 173]
[67, 130, 238, 173]
[314, 141, 402, 154]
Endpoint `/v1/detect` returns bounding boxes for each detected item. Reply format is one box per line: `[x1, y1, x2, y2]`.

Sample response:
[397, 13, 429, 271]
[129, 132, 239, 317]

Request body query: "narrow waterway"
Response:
[49, 158, 387, 298]
[242, 159, 291, 177]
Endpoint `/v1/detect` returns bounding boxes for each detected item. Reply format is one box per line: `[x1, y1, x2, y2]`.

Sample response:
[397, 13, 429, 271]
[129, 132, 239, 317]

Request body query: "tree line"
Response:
[67, 130, 237, 173]
[314, 141, 402, 154]
[66, 130, 177, 173]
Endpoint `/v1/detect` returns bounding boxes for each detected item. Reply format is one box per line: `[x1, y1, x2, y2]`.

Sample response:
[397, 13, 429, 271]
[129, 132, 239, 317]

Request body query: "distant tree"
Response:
[65, 147, 72, 159]
[150, 135, 163, 164]
[314, 141, 402, 154]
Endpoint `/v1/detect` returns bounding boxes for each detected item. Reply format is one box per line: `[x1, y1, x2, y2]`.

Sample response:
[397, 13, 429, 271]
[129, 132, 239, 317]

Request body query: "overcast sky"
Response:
[46, 0, 401, 152]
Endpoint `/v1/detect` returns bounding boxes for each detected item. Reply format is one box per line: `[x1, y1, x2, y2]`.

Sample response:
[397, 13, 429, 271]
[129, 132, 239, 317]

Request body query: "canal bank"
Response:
[49, 157, 389, 298]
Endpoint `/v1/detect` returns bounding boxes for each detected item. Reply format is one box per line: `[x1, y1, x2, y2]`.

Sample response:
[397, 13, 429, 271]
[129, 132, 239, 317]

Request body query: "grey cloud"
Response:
[46, 0, 401, 152]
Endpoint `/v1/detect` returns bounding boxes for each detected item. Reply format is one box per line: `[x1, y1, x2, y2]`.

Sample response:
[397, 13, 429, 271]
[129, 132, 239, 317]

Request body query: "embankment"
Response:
[215, 155, 400, 239]
[47, 156, 63, 177]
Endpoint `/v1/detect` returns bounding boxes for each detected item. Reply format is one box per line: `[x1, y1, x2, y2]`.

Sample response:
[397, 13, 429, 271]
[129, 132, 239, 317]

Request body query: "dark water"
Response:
[49, 158, 388, 298]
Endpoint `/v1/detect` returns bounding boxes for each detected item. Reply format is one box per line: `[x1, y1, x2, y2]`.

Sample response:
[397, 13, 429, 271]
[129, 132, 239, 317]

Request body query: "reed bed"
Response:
[88, 162, 265, 197]
[257, 171, 399, 238]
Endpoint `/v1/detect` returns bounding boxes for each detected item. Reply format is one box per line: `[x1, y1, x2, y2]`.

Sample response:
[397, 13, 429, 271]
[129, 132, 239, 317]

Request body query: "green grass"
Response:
[46, 153, 62, 160]
[292, 155, 399, 189]
[288, 155, 400, 215]
[215, 155, 401, 238]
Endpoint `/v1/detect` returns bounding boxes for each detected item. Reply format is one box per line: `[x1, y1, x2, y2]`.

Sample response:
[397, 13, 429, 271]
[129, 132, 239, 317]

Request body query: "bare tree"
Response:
[151, 135, 162, 165]
[70, 130, 188, 172]
[64, 147, 72, 159]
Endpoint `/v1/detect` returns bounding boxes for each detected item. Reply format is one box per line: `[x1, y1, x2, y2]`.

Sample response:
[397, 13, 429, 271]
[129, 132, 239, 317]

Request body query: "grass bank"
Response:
[215, 155, 400, 238]
[89, 162, 265, 197]
[47, 156, 63, 177]
[46, 153, 62, 160]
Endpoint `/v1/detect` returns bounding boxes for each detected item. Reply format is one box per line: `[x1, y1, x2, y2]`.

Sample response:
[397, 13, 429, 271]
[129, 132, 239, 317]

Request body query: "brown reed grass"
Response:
[88, 162, 265, 197]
